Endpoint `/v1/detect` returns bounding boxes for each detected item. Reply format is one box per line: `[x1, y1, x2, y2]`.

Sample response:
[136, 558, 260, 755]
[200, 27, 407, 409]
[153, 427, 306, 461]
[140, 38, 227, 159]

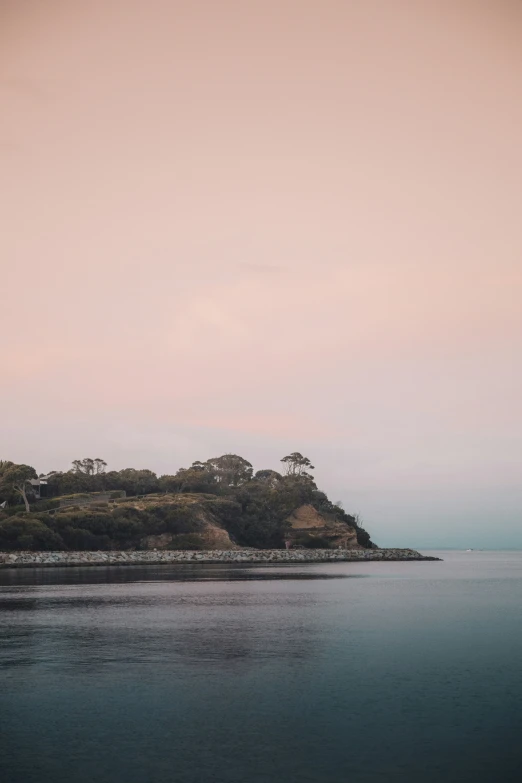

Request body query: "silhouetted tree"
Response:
[254, 469, 283, 487]
[71, 458, 107, 475]
[0, 462, 38, 512]
[203, 455, 254, 487]
[280, 452, 315, 478]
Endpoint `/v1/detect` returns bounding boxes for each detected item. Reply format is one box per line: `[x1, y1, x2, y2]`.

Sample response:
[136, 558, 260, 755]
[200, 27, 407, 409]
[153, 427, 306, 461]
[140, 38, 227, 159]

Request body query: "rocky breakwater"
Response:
[0, 548, 441, 568]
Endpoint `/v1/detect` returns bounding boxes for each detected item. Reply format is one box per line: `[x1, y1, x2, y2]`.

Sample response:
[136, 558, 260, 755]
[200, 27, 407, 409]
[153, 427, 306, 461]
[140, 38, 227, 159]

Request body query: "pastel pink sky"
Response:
[1, 0, 521, 546]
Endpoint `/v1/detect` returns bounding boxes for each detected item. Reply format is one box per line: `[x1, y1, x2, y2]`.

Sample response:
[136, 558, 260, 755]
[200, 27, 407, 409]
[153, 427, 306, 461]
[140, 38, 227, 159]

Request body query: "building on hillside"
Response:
[27, 473, 54, 499]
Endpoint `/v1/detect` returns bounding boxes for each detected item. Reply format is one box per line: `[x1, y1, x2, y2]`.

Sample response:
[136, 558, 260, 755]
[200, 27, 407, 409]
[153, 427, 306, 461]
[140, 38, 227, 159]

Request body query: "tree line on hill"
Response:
[0, 453, 374, 551]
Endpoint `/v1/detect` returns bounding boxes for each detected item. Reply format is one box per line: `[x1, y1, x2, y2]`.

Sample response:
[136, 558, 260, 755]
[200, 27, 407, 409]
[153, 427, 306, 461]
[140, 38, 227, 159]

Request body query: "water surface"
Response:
[1, 551, 521, 782]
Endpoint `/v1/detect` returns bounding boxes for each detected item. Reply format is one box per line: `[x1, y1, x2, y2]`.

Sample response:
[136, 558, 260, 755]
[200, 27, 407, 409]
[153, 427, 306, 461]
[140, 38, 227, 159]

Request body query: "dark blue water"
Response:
[1, 552, 521, 783]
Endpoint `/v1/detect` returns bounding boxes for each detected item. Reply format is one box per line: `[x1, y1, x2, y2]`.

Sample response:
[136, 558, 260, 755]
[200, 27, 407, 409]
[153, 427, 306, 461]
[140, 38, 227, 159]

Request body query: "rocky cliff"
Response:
[286, 504, 361, 548]
[141, 523, 236, 551]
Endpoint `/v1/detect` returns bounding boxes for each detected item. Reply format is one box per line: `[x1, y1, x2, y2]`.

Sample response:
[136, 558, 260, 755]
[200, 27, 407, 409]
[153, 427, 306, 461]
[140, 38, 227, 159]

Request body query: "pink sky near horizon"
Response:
[1, 0, 521, 546]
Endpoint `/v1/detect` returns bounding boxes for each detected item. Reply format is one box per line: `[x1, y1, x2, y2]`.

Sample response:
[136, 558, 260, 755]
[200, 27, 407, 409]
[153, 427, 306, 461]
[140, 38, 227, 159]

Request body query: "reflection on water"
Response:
[1, 553, 522, 783]
[1, 570, 330, 673]
[0, 562, 364, 587]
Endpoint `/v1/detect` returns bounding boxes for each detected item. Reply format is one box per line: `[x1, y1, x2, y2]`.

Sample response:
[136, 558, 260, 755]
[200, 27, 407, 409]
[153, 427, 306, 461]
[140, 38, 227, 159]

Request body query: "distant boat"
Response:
[465, 549, 473, 552]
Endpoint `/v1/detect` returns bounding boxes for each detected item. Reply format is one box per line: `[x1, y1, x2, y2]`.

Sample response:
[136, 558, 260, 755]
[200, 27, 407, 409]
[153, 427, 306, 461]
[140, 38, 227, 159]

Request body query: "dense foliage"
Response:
[0, 453, 375, 551]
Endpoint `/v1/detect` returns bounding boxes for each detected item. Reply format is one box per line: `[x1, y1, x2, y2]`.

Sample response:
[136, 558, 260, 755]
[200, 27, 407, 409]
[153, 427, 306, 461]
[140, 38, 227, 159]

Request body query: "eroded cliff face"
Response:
[141, 523, 236, 551]
[140, 500, 362, 551]
[138, 495, 238, 550]
[286, 504, 361, 549]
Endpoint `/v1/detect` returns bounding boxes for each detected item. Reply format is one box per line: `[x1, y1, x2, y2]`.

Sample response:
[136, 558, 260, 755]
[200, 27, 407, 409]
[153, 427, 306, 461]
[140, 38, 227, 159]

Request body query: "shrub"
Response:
[2, 498, 61, 516]
[296, 535, 332, 549]
[355, 526, 374, 548]
[60, 527, 111, 551]
[145, 504, 201, 535]
[167, 534, 205, 550]
[0, 518, 65, 550]
[48, 510, 145, 549]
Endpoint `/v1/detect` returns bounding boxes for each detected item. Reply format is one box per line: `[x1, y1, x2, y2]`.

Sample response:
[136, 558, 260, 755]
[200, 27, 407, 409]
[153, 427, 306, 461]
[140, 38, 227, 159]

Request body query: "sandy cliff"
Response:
[286, 504, 361, 548]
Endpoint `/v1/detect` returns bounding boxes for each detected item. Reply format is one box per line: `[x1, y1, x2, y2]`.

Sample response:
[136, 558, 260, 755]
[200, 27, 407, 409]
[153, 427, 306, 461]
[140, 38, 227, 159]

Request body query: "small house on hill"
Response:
[27, 473, 54, 499]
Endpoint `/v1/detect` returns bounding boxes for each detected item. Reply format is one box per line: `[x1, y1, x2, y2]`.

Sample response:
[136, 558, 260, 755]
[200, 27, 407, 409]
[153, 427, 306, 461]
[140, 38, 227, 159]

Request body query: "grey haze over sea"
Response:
[1, 551, 521, 783]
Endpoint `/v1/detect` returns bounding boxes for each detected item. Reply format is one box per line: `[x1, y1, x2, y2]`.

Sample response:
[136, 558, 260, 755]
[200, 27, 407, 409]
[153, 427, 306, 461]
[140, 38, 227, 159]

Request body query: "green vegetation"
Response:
[0, 453, 375, 552]
[0, 461, 37, 513]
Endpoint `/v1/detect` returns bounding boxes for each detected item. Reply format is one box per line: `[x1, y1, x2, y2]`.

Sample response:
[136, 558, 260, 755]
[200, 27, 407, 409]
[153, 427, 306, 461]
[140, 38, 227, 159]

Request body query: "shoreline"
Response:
[0, 548, 441, 568]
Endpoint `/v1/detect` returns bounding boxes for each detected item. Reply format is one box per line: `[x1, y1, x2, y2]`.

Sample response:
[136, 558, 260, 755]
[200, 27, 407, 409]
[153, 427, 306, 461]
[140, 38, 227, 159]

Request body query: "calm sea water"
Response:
[1, 551, 521, 783]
